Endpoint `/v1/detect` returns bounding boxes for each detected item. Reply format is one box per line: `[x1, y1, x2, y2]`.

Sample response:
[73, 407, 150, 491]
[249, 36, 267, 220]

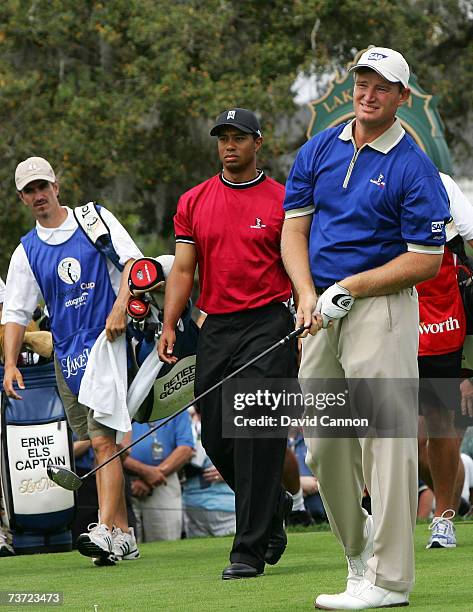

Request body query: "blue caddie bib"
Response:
[21, 226, 116, 395]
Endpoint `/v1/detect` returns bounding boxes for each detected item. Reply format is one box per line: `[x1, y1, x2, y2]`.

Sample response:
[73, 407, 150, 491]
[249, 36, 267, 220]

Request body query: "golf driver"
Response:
[47, 324, 306, 491]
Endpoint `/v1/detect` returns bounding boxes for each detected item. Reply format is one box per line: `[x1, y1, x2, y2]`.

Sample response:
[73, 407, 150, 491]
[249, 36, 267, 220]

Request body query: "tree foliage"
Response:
[0, 0, 471, 276]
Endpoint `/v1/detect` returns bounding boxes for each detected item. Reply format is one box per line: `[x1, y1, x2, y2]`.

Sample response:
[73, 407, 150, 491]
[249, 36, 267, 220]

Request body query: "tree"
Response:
[0, 0, 471, 276]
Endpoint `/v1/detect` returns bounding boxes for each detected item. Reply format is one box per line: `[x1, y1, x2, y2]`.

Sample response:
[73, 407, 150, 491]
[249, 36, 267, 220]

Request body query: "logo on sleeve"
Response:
[431, 221, 444, 233]
[57, 258, 81, 285]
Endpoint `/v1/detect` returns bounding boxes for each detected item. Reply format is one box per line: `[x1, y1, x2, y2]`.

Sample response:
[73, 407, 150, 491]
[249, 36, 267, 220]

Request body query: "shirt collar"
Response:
[338, 118, 405, 154]
[36, 206, 77, 242]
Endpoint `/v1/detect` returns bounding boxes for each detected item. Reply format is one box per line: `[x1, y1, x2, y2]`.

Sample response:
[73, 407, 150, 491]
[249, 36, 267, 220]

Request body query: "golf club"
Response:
[47, 324, 306, 491]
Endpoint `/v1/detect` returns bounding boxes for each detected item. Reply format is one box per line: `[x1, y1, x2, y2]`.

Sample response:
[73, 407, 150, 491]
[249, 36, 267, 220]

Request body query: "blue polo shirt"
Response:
[284, 119, 450, 288]
[130, 412, 194, 466]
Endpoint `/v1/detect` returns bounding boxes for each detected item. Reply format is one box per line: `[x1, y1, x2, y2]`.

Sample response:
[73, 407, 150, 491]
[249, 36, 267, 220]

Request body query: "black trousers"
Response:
[195, 302, 297, 570]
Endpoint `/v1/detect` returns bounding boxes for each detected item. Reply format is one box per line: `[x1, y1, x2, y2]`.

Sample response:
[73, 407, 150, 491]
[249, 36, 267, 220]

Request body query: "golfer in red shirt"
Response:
[159, 108, 297, 579]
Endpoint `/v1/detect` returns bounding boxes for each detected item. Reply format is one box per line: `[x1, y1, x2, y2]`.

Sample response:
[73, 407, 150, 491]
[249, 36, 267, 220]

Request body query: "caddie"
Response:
[281, 48, 450, 609]
[2, 157, 142, 566]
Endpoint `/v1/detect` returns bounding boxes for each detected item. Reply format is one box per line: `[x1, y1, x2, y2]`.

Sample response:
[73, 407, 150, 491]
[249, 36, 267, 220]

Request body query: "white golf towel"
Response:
[78, 331, 130, 435]
[78, 329, 165, 441]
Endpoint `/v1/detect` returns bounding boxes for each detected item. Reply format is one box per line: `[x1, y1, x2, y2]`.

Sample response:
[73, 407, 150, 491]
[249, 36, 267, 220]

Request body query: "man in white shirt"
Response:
[2, 157, 142, 566]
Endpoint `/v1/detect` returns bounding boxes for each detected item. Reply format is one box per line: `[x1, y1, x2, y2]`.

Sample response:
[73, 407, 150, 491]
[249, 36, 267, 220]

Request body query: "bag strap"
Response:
[73, 202, 124, 272]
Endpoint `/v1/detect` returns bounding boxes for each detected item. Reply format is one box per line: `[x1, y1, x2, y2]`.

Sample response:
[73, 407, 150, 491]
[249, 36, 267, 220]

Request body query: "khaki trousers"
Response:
[299, 289, 419, 592]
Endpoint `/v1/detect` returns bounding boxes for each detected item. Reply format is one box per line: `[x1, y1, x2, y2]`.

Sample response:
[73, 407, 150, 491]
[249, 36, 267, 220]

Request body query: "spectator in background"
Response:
[122, 412, 194, 542]
[417, 173, 473, 549]
[288, 431, 327, 524]
[183, 409, 236, 538]
[459, 453, 473, 515]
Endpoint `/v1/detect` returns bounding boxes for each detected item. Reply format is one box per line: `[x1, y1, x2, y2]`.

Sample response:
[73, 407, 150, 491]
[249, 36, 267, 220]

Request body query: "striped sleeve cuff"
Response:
[407, 242, 444, 255]
[175, 235, 195, 245]
[284, 205, 315, 220]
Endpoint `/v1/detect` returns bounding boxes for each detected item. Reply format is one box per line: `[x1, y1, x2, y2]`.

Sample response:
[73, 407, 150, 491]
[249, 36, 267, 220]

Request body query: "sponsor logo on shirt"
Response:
[65, 291, 89, 309]
[57, 257, 81, 285]
[369, 174, 385, 188]
[431, 220, 444, 233]
[59, 281, 95, 301]
[418, 317, 460, 334]
[250, 217, 266, 229]
[61, 347, 90, 379]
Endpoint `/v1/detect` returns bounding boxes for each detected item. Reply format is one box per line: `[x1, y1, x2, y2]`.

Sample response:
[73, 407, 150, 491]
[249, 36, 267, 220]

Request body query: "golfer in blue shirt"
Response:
[282, 47, 450, 610]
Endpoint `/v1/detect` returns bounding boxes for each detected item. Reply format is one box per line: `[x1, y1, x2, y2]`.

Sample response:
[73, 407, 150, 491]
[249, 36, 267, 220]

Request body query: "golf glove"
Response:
[316, 283, 355, 328]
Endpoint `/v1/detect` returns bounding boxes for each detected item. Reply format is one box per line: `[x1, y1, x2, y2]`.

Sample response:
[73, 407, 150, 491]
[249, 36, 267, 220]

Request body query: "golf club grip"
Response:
[84, 324, 306, 479]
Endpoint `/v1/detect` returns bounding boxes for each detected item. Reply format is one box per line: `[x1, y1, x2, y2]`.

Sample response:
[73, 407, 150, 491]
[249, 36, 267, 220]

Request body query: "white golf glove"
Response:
[315, 283, 355, 328]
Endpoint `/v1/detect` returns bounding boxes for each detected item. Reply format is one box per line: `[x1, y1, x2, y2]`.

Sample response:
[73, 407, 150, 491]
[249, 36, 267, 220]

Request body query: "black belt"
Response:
[315, 286, 328, 295]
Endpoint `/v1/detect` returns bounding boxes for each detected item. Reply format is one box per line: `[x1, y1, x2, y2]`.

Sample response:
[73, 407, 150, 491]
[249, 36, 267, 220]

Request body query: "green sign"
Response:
[307, 50, 452, 174]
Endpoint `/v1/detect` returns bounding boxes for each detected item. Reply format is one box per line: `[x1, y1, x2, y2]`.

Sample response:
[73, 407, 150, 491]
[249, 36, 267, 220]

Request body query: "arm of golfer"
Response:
[158, 243, 197, 364]
[339, 251, 443, 297]
[105, 258, 135, 342]
[3, 322, 27, 400]
[281, 215, 320, 337]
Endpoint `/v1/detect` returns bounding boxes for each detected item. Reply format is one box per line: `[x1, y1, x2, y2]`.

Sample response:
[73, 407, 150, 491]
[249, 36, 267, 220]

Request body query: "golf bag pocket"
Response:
[0, 363, 75, 534]
[133, 318, 199, 423]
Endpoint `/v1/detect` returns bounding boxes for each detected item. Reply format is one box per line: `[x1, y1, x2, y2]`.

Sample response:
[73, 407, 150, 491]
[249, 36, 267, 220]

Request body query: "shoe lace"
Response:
[113, 527, 133, 550]
[347, 555, 364, 577]
[428, 509, 456, 534]
[87, 522, 110, 536]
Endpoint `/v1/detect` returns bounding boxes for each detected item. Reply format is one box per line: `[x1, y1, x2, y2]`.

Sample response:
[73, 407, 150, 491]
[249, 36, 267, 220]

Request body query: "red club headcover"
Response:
[128, 258, 165, 296]
[127, 296, 151, 321]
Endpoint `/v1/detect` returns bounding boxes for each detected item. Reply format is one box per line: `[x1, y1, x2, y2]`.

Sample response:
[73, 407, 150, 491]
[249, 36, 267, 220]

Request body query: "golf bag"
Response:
[0, 362, 75, 554]
[129, 301, 199, 423]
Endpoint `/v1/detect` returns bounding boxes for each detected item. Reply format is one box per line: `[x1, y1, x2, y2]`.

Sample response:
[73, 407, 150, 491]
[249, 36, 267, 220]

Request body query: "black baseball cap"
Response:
[210, 108, 262, 137]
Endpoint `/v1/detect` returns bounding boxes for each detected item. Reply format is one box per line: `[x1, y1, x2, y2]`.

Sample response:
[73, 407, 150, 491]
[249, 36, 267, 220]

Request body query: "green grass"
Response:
[1, 521, 472, 611]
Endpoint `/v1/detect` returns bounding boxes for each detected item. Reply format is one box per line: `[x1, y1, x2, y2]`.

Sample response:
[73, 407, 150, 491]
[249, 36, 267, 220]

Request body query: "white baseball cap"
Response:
[15, 156, 56, 191]
[349, 47, 410, 88]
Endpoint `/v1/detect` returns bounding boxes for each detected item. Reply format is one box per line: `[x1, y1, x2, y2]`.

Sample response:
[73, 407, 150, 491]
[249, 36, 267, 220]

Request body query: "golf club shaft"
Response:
[83, 324, 306, 480]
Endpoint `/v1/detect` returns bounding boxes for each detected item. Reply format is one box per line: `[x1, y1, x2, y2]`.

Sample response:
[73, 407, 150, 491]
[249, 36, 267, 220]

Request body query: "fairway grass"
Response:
[1, 521, 472, 611]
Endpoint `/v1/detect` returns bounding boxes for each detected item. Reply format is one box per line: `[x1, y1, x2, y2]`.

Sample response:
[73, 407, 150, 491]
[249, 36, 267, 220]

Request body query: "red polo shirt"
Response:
[174, 172, 291, 314]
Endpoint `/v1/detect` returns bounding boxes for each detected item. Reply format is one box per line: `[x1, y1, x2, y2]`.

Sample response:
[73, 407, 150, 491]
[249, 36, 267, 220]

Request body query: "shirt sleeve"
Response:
[283, 140, 316, 219]
[441, 174, 473, 241]
[401, 171, 450, 249]
[1, 244, 43, 326]
[0, 277, 5, 304]
[99, 207, 143, 265]
[174, 195, 195, 245]
[173, 411, 195, 449]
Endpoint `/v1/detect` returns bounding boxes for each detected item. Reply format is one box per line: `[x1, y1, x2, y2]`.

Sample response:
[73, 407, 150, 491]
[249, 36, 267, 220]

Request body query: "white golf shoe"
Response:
[346, 515, 374, 594]
[315, 578, 409, 610]
[77, 523, 115, 565]
[111, 527, 140, 560]
[426, 509, 456, 549]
